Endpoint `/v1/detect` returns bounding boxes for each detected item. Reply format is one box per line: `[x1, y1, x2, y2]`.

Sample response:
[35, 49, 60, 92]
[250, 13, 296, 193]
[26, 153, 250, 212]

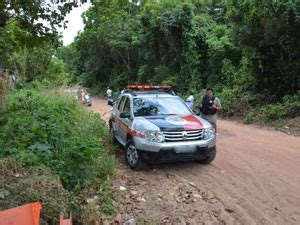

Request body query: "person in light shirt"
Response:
[106, 87, 112, 97]
[186, 91, 195, 109]
[106, 87, 112, 105]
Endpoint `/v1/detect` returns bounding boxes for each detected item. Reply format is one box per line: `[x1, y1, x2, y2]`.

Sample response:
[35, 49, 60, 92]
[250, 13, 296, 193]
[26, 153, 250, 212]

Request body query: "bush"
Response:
[0, 157, 71, 225]
[41, 57, 71, 87]
[218, 87, 239, 116]
[244, 93, 300, 123]
[243, 111, 256, 124]
[0, 88, 115, 190]
[0, 156, 117, 224]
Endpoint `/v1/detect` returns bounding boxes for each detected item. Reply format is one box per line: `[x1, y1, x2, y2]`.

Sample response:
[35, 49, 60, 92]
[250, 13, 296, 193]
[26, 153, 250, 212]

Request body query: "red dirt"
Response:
[91, 97, 300, 225]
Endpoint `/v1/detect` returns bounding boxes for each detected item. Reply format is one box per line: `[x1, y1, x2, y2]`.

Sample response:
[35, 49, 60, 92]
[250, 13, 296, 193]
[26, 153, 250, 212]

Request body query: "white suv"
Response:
[109, 86, 216, 170]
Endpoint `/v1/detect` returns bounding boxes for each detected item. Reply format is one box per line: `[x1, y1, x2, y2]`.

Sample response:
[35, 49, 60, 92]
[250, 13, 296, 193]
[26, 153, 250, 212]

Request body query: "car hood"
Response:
[144, 114, 204, 131]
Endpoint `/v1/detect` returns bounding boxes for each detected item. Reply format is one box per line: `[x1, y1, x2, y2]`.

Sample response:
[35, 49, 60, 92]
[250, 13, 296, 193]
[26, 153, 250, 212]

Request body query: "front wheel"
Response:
[125, 141, 147, 170]
[195, 147, 216, 164]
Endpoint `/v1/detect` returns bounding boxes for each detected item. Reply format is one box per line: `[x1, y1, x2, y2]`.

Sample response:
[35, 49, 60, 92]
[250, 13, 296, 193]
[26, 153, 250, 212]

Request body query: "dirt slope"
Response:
[90, 97, 300, 225]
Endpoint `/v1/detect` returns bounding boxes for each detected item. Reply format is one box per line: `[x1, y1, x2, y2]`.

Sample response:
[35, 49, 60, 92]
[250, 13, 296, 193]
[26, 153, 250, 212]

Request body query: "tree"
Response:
[226, 0, 300, 98]
[59, 0, 299, 102]
[0, 1, 83, 38]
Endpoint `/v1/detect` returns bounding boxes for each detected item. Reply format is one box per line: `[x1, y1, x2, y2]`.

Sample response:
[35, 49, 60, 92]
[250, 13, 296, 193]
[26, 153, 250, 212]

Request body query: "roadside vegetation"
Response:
[0, 87, 117, 223]
[0, 2, 117, 222]
[58, 0, 299, 131]
[0, 88, 114, 189]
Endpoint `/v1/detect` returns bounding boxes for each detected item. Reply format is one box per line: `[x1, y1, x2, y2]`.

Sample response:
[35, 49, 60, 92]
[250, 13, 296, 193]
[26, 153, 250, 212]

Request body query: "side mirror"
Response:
[108, 101, 114, 106]
[120, 112, 131, 119]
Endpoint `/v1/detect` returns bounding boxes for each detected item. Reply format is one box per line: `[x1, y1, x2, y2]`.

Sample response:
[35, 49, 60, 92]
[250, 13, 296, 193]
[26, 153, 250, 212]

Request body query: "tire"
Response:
[109, 122, 117, 144]
[125, 141, 147, 170]
[195, 147, 216, 164]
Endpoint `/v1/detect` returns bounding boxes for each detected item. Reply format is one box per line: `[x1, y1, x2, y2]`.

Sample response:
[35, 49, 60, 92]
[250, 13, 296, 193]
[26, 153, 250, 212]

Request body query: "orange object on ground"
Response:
[0, 202, 41, 225]
[60, 212, 72, 225]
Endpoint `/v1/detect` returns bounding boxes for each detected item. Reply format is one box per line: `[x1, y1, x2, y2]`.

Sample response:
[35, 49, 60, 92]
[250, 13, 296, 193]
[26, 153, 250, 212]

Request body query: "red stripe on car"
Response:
[113, 116, 145, 138]
[181, 115, 203, 130]
[128, 128, 145, 138]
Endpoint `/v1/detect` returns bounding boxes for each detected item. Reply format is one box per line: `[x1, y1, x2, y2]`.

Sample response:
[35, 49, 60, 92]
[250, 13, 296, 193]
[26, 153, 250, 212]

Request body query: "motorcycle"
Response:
[107, 96, 114, 106]
[83, 93, 92, 106]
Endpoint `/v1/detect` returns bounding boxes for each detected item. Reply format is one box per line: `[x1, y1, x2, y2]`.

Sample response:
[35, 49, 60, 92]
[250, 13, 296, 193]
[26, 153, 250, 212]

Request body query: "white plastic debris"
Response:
[119, 186, 127, 191]
[193, 194, 202, 198]
[137, 197, 146, 202]
[188, 182, 197, 187]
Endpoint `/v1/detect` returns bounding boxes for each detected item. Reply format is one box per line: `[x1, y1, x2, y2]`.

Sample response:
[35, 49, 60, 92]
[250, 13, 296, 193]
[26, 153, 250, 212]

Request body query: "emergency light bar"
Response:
[127, 85, 174, 90]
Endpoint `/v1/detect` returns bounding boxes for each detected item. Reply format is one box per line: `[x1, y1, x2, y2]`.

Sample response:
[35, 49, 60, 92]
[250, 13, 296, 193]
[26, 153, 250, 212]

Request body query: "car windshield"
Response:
[133, 97, 192, 117]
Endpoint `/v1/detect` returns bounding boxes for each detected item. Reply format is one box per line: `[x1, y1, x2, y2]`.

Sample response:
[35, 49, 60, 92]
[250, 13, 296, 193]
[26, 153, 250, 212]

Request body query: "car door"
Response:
[114, 95, 126, 139]
[119, 96, 132, 141]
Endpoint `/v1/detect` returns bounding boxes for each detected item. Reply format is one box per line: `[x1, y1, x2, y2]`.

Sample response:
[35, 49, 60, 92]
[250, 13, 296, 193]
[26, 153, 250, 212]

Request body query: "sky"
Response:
[59, 3, 91, 46]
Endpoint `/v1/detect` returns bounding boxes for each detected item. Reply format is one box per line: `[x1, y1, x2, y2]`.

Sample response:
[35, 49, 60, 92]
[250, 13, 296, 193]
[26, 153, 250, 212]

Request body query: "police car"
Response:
[109, 86, 216, 170]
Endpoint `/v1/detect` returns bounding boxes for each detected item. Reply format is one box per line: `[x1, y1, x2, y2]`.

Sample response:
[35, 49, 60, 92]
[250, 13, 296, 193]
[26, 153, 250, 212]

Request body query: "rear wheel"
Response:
[125, 141, 147, 170]
[195, 147, 216, 164]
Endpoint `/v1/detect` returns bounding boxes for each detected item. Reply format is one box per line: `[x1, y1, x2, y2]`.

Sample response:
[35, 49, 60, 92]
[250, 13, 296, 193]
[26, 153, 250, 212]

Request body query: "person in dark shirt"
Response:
[199, 88, 222, 132]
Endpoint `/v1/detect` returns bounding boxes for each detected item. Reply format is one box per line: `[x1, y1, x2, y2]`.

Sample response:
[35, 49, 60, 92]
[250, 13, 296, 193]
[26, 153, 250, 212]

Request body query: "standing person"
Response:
[106, 87, 112, 104]
[199, 88, 221, 132]
[186, 91, 195, 109]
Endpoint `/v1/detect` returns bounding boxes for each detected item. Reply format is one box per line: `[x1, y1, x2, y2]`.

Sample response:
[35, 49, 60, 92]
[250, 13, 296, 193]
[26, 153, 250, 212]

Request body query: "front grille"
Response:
[163, 129, 203, 142]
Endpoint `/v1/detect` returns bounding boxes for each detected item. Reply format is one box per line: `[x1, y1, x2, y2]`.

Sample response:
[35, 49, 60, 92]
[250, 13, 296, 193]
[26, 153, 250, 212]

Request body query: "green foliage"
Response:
[226, 0, 300, 98]
[41, 57, 71, 87]
[98, 186, 118, 215]
[58, 0, 299, 122]
[217, 87, 239, 116]
[221, 53, 254, 90]
[0, 89, 115, 190]
[60, 2, 205, 92]
[11, 44, 55, 81]
[244, 93, 300, 123]
[0, 1, 83, 39]
[0, 20, 62, 84]
[243, 111, 256, 124]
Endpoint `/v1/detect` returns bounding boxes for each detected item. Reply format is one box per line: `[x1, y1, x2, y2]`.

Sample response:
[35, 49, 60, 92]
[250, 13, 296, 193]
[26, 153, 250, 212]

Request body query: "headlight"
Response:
[203, 127, 215, 140]
[145, 130, 165, 143]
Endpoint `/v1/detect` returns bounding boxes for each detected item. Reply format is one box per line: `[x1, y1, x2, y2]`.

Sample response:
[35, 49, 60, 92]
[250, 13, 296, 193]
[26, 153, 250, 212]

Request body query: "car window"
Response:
[115, 96, 121, 109]
[118, 96, 126, 111]
[133, 97, 191, 116]
[123, 97, 131, 113]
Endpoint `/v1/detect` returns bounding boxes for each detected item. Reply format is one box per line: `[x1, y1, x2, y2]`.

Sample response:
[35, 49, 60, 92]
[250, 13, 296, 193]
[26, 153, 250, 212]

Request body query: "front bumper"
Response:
[141, 146, 215, 163]
[133, 136, 216, 162]
[134, 136, 216, 152]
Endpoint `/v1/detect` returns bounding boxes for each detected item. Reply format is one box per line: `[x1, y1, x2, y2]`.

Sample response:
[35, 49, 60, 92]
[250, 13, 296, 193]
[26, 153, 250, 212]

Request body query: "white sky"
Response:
[59, 2, 91, 46]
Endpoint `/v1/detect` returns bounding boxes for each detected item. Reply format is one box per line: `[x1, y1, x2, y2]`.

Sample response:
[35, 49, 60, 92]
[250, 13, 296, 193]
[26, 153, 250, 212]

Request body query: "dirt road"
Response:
[91, 97, 300, 225]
